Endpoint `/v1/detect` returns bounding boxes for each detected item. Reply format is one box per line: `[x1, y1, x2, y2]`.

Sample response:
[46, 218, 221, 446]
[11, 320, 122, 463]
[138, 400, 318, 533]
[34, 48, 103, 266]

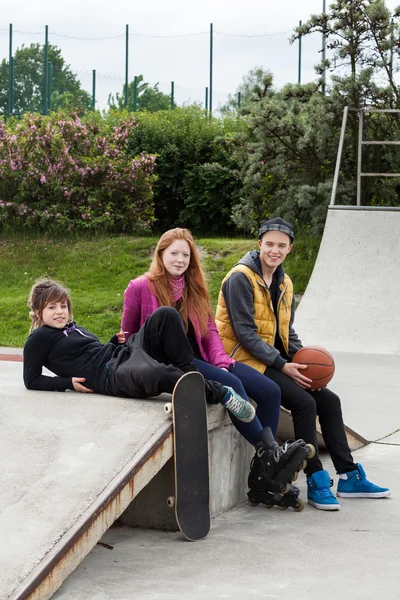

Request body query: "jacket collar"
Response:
[239, 250, 285, 286]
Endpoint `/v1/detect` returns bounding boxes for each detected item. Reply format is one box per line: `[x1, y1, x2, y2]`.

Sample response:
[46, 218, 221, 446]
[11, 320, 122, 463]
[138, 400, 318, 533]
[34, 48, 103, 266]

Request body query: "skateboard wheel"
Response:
[167, 496, 175, 508]
[305, 443, 315, 459]
[164, 402, 173, 415]
[293, 499, 305, 512]
[278, 505, 288, 510]
[292, 471, 298, 482]
[300, 460, 307, 471]
[263, 504, 273, 509]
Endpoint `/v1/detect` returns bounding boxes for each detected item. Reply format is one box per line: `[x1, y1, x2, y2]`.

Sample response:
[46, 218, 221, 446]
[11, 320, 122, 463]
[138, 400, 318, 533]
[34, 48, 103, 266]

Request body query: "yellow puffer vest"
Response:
[215, 264, 293, 373]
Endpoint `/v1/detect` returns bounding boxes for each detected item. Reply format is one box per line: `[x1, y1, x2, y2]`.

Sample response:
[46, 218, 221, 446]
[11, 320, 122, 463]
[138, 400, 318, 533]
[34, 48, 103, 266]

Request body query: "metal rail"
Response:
[330, 107, 400, 206]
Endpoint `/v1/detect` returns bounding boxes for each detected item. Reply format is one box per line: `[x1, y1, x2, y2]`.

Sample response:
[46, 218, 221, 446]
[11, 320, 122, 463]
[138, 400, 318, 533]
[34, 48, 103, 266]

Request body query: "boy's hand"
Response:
[116, 330, 128, 344]
[282, 363, 313, 389]
[72, 377, 94, 393]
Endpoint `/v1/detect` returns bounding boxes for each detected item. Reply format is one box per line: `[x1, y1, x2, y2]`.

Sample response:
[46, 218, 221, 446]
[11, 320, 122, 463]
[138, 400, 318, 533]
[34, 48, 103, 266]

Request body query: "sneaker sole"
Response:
[308, 499, 340, 511]
[337, 490, 391, 498]
[230, 403, 256, 423]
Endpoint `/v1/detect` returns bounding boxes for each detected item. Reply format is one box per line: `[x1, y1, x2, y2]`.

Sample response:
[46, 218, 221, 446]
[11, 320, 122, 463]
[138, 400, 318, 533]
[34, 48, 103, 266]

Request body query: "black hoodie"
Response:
[23, 324, 125, 394]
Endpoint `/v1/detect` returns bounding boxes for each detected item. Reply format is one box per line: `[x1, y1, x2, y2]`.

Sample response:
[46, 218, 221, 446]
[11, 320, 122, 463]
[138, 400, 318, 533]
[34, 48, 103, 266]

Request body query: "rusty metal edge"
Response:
[7, 420, 173, 600]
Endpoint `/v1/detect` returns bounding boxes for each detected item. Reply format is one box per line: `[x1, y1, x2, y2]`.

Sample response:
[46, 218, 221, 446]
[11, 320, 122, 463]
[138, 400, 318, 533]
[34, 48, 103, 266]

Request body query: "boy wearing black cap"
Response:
[216, 217, 390, 510]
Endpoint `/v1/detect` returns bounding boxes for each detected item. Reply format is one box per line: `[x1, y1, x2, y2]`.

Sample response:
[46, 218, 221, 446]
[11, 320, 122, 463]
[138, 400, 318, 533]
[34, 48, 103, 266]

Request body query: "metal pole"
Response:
[125, 24, 129, 108]
[170, 81, 174, 108]
[205, 87, 208, 112]
[47, 62, 52, 111]
[298, 20, 302, 85]
[322, 0, 326, 95]
[133, 75, 138, 112]
[330, 106, 349, 205]
[238, 91, 241, 108]
[7, 24, 13, 117]
[44, 25, 49, 115]
[390, 18, 394, 80]
[10, 57, 14, 117]
[92, 69, 96, 109]
[209, 23, 213, 116]
[356, 109, 364, 206]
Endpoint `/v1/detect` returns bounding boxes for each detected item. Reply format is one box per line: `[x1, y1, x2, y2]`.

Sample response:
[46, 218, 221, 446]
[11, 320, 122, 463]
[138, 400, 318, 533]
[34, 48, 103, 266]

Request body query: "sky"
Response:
[1, 0, 399, 111]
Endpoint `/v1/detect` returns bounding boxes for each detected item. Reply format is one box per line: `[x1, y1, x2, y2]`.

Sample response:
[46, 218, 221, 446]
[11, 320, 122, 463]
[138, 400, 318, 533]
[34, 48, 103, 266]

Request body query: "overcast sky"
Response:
[2, 0, 399, 110]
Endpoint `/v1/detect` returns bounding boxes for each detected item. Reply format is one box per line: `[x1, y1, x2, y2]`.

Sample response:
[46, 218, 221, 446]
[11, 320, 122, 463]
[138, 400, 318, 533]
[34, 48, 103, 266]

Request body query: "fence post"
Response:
[133, 75, 138, 112]
[170, 81, 175, 108]
[43, 25, 49, 115]
[92, 69, 96, 109]
[47, 62, 52, 111]
[125, 24, 129, 108]
[298, 20, 302, 85]
[209, 23, 213, 116]
[8, 24, 13, 118]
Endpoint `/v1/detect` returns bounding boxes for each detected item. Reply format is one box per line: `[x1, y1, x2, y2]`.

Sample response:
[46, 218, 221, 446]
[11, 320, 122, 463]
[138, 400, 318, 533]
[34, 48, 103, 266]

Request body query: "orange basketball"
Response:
[292, 345, 335, 390]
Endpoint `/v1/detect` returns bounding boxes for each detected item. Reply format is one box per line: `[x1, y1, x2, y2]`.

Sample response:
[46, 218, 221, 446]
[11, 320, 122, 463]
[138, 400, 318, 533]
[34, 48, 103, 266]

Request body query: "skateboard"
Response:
[164, 371, 210, 541]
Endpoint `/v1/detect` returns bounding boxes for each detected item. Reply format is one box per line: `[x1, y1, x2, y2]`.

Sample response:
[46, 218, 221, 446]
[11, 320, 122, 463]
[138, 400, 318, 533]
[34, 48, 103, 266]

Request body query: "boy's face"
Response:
[258, 230, 292, 271]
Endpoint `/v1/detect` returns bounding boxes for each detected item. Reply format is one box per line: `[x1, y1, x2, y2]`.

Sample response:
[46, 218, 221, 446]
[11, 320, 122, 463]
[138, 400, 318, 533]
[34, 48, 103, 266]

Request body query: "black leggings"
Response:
[110, 306, 224, 403]
[264, 367, 355, 476]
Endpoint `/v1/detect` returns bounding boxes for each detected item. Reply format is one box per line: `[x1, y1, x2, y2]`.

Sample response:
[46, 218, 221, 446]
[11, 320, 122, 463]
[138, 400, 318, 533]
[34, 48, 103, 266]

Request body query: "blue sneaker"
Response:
[307, 470, 340, 511]
[337, 463, 391, 498]
[221, 386, 256, 423]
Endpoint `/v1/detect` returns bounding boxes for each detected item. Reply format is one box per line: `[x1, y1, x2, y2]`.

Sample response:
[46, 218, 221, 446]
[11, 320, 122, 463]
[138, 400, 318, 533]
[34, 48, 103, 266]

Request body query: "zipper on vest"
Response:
[229, 342, 241, 358]
[257, 279, 277, 345]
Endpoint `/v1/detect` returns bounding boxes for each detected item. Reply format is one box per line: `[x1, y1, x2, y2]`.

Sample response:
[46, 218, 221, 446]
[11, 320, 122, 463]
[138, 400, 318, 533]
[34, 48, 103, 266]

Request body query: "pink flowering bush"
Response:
[0, 110, 156, 233]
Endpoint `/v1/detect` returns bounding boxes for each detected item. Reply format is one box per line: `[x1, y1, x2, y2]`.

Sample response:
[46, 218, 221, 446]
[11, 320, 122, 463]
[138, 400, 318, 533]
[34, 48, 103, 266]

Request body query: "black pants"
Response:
[264, 367, 355, 476]
[110, 306, 224, 403]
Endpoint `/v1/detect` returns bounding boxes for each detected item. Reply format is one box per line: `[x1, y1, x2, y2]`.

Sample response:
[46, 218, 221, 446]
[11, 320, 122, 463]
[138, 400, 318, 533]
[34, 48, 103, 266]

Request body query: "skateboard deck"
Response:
[164, 371, 210, 541]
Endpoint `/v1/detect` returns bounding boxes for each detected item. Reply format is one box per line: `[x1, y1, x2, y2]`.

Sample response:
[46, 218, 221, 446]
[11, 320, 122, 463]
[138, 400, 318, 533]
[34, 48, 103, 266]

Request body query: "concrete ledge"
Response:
[120, 401, 367, 533]
[119, 405, 254, 531]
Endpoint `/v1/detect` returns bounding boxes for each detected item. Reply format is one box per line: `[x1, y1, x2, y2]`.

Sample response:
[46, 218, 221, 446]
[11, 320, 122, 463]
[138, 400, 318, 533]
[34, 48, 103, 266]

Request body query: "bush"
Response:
[0, 110, 156, 233]
[126, 106, 244, 233]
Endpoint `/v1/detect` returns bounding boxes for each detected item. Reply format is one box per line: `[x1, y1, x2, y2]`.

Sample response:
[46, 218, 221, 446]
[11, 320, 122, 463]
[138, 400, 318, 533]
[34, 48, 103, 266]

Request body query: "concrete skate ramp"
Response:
[296, 206, 400, 355]
[0, 361, 173, 600]
[295, 207, 400, 443]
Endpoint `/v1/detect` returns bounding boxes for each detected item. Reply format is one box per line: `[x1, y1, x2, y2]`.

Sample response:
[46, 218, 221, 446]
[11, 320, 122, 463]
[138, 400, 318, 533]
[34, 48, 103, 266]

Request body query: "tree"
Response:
[0, 43, 91, 114]
[292, 0, 400, 107]
[109, 75, 172, 112]
[220, 68, 274, 114]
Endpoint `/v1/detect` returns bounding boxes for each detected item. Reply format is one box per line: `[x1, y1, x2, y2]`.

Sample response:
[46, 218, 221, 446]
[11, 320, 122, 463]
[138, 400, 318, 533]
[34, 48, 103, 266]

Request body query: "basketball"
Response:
[292, 345, 335, 390]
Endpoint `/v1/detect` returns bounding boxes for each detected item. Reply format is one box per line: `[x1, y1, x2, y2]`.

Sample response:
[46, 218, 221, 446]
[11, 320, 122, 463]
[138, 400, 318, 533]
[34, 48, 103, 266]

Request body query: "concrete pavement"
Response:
[52, 442, 399, 600]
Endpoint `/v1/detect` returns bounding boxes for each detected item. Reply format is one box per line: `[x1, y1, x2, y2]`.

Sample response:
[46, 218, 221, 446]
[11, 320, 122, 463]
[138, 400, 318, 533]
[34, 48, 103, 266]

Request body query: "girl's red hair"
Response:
[147, 228, 212, 336]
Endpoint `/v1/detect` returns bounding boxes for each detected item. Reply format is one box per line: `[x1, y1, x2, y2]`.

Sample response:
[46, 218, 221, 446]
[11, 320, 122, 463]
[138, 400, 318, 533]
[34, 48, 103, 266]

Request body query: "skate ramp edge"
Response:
[2, 357, 254, 600]
[7, 421, 173, 600]
[295, 206, 400, 355]
[277, 407, 367, 452]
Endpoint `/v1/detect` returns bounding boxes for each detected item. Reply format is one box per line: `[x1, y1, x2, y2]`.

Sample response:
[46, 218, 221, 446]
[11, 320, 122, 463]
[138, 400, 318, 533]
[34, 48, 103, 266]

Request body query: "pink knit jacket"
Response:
[121, 275, 235, 369]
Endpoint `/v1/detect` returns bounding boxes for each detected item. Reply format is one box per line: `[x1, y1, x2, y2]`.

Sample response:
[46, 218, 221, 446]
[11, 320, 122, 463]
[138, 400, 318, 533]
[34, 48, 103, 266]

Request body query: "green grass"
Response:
[0, 232, 321, 348]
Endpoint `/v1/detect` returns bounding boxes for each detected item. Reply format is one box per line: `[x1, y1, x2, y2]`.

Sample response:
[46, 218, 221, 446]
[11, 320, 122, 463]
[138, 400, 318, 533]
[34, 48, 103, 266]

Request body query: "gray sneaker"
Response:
[221, 386, 256, 422]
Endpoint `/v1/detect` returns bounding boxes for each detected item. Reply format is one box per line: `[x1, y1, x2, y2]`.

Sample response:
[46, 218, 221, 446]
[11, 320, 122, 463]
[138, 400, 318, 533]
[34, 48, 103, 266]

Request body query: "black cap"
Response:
[258, 217, 294, 242]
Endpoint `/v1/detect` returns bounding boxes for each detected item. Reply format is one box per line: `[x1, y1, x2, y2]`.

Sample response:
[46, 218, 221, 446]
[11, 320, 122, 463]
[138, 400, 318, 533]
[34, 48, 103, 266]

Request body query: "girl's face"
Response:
[162, 239, 191, 277]
[40, 300, 69, 329]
